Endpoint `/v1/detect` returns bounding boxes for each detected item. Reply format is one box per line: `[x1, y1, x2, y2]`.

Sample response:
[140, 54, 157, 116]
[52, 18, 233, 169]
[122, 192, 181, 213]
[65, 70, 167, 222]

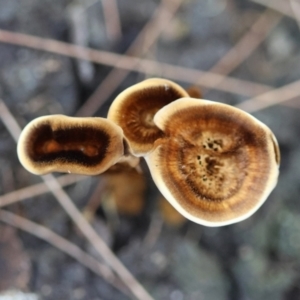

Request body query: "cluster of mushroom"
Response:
[17, 78, 280, 227]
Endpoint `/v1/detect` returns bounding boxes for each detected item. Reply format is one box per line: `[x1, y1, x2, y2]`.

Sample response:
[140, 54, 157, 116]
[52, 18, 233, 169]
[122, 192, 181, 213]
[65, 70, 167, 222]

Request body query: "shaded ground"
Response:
[1, 0, 300, 299]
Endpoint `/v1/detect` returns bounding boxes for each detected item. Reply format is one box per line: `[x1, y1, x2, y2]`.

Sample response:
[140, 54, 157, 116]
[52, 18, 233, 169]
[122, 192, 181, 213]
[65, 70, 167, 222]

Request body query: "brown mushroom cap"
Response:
[145, 98, 280, 226]
[17, 115, 124, 175]
[107, 78, 189, 156]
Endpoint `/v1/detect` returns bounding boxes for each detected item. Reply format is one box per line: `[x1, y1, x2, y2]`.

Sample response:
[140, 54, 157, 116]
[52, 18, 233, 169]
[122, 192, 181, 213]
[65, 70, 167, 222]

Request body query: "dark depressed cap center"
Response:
[17, 115, 124, 175]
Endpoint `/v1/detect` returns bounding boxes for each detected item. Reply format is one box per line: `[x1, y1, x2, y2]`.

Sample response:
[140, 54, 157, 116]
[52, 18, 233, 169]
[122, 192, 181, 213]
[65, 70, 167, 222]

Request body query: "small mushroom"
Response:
[107, 78, 189, 156]
[17, 115, 126, 175]
[83, 167, 146, 220]
[145, 98, 280, 226]
[186, 85, 203, 99]
[158, 195, 187, 227]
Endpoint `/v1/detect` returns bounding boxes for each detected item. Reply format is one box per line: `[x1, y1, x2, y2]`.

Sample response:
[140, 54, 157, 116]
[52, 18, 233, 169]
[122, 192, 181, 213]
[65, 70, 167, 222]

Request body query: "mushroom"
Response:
[158, 195, 187, 227]
[107, 78, 189, 156]
[186, 85, 203, 99]
[17, 115, 128, 175]
[145, 98, 280, 226]
[83, 167, 146, 221]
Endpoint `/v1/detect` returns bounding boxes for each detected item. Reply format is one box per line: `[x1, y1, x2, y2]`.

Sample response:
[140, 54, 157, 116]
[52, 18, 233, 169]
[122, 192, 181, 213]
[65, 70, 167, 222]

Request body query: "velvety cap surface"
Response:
[17, 115, 124, 175]
[146, 98, 280, 226]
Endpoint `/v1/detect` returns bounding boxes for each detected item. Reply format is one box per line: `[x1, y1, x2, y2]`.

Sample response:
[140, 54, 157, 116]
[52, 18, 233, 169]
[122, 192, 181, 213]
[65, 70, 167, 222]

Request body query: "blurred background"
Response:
[0, 0, 300, 299]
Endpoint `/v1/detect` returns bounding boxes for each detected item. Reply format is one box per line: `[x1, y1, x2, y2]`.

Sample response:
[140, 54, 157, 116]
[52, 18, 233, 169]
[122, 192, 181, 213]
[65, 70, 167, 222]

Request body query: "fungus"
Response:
[102, 168, 147, 216]
[145, 98, 280, 226]
[83, 167, 146, 220]
[17, 115, 126, 175]
[186, 85, 203, 99]
[107, 78, 189, 156]
[158, 195, 186, 227]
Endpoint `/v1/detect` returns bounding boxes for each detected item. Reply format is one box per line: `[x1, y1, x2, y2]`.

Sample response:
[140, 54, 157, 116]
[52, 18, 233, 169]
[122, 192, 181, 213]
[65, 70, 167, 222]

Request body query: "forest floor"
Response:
[0, 0, 300, 299]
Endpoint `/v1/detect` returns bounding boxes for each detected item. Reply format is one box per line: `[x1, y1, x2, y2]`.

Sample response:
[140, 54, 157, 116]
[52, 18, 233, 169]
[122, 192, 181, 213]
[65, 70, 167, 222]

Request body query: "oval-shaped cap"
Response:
[107, 78, 189, 156]
[17, 115, 124, 175]
[145, 98, 280, 227]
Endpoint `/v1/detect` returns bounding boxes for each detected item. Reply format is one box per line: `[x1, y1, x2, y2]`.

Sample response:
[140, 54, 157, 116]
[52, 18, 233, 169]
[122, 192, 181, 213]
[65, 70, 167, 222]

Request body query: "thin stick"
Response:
[76, 0, 185, 117]
[250, 0, 294, 18]
[156, 63, 271, 96]
[0, 100, 154, 300]
[236, 78, 300, 113]
[0, 209, 129, 295]
[0, 174, 87, 208]
[281, 98, 300, 110]
[68, 3, 95, 84]
[43, 175, 154, 300]
[199, 9, 282, 91]
[0, 29, 271, 97]
[101, 0, 122, 42]
[289, 0, 300, 29]
[83, 179, 106, 221]
[142, 214, 164, 251]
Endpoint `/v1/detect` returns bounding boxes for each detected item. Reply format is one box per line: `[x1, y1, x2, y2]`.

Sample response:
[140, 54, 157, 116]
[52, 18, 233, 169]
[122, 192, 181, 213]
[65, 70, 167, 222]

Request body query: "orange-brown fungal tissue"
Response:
[17, 115, 124, 175]
[186, 85, 203, 99]
[145, 98, 280, 227]
[107, 78, 189, 157]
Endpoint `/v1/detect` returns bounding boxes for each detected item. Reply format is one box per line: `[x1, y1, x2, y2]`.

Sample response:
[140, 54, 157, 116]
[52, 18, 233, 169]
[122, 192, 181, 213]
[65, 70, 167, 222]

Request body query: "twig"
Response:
[250, 0, 294, 18]
[68, 3, 95, 84]
[76, 0, 186, 117]
[280, 98, 300, 110]
[0, 209, 129, 294]
[0, 29, 272, 97]
[0, 100, 154, 300]
[101, 0, 122, 42]
[0, 174, 87, 208]
[83, 179, 106, 221]
[236, 78, 300, 113]
[0, 103, 22, 142]
[43, 176, 154, 300]
[289, 0, 300, 29]
[156, 63, 271, 96]
[199, 9, 282, 92]
[142, 214, 163, 252]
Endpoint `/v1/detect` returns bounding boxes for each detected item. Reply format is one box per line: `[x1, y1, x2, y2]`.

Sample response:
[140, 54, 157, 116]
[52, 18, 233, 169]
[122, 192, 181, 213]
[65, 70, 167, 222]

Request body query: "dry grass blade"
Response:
[236, 79, 300, 113]
[0, 174, 87, 208]
[0, 29, 271, 97]
[0, 209, 128, 295]
[250, 0, 294, 18]
[199, 9, 282, 91]
[101, 0, 122, 42]
[76, 0, 185, 117]
[0, 100, 154, 300]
